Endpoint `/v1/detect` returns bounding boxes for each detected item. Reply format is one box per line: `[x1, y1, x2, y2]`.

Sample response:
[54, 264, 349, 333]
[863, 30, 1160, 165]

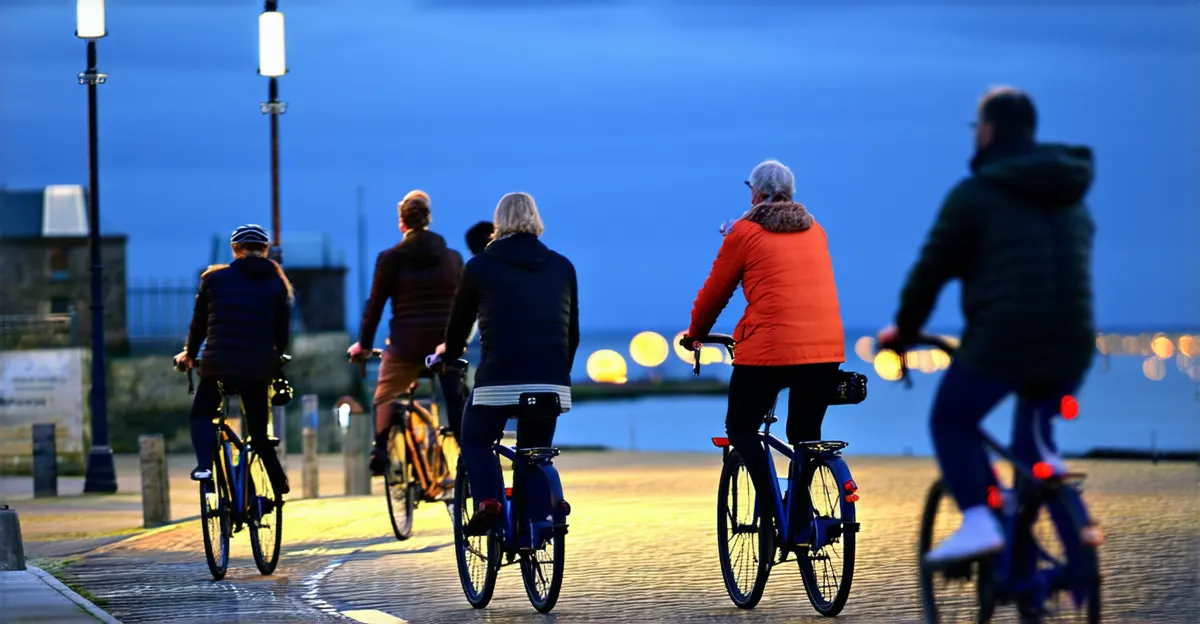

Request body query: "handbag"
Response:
[828, 370, 868, 405]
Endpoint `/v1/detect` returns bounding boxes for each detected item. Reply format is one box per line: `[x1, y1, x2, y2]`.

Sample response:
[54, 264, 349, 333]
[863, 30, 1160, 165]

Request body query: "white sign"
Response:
[0, 349, 86, 462]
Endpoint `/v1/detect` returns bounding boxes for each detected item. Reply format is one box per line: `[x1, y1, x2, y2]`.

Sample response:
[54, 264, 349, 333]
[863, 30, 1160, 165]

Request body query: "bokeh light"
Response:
[854, 336, 875, 364]
[930, 349, 952, 370]
[873, 350, 903, 381]
[672, 331, 693, 364]
[1121, 335, 1139, 355]
[587, 350, 628, 384]
[1150, 334, 1175, 359]
[1142, 356, 1166, 381]
[1179, 335, 1197, 358]
[629, 331, 669, 368]
[700, 346, 724, 365]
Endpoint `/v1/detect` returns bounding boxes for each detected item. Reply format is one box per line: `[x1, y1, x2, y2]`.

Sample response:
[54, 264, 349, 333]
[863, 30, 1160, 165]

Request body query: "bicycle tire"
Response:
[1028, 484, 1101, 623]
[453, 456, 499, 608]
[716, 449, 774, 609]
[385, 424, 414, 541]
[247, 454, 283, 575]
[199, 474, 229, 581]
[919, 479, 994, 624]
[520, 517, 566, 612]
[797, 458, 856, 617]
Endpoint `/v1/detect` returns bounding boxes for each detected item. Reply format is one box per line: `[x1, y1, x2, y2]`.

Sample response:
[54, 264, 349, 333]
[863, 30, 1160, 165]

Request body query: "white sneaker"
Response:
[924, 506, 1005, 566]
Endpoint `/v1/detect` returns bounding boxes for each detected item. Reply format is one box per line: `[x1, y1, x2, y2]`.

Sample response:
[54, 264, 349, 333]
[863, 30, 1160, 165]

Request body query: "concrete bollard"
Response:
[272, 405, 288, 470]
[343, 411, 372, 496]
[138, 435, 171, 528]
[32, 424, 58, 498]
[302, 427, 319, 499]
[1, 505, 27, 570]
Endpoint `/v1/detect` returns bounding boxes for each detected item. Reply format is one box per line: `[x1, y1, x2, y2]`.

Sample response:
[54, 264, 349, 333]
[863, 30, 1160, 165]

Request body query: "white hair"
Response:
[493, 192, 545, 238]
[748, 159, 795, 200]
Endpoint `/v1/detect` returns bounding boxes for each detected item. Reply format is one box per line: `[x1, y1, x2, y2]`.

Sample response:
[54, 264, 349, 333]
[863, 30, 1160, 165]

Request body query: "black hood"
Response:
[485, 233, 550, 271]
[396, 229, 450, 269]
[232, 255, 281, 280]
[975, 143, 1095, 210]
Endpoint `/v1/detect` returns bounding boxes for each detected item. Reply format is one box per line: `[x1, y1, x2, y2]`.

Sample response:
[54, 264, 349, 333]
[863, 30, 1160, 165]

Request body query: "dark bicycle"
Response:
[690, 334, 867, 616]
[452, 390, 571, 614]
[893, 334, 1102, 623]
[181, 356, 288, 581]
[353, 349, 467, 541]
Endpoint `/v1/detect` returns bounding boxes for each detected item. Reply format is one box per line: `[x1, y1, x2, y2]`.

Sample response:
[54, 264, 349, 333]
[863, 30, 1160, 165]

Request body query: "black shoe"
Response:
[370, 446, 388, 477]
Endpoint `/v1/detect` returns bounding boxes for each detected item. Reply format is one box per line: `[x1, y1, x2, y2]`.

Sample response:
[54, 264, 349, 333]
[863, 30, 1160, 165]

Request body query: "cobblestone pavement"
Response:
[51, 454, 1199, 623]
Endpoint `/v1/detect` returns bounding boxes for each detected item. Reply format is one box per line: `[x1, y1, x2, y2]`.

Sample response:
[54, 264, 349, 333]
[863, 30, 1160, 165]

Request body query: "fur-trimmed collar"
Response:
[742, 200, 813, 233]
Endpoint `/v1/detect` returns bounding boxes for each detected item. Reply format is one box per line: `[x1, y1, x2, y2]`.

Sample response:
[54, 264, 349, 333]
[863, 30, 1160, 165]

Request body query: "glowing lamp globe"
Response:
[629, 331, 669, 368]
[586, 350, 628, 384]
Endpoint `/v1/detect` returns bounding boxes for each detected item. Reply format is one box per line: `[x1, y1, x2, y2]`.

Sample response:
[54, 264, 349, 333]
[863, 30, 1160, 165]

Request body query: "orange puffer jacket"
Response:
[687, 200, 845, 366]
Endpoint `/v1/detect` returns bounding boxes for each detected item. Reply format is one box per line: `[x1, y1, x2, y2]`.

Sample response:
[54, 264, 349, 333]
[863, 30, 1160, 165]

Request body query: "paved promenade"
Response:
[4, 453, 1198, 623]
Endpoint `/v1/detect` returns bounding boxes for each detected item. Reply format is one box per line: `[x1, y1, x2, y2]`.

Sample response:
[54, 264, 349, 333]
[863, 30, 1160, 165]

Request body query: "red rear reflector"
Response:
[1061, 395, 1079, 420]
[844, 493, 859, 503]
[1032, 462, 1055, 480]
[711, 437, 730, 448]
[986, 486, 1004, 510]
[504, 487, 513, 498]
[843, 479, 858, 494]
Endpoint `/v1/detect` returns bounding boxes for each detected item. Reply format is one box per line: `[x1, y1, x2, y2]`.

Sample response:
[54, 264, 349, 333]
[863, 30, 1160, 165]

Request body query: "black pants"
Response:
[460, 395, 557, 508]
[725, 363, 840, 529]
[189, 376, 286, 489]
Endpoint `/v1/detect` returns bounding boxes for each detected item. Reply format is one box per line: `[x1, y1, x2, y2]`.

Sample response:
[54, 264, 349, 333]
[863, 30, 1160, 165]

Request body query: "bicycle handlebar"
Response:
[680, 334, 735, 376]
[879, 333, 958, 388]
[174, 353, 291, 395]
[348, 348, 468, 378]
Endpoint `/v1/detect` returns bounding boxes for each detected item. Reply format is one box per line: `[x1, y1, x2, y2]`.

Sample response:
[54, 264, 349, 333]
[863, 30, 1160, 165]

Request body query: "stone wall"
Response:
[0, 236, 128, 349]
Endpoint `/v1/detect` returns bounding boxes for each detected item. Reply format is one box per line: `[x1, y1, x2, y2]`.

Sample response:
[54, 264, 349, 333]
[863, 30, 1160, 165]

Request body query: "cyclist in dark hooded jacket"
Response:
[175, 224, 292, 495]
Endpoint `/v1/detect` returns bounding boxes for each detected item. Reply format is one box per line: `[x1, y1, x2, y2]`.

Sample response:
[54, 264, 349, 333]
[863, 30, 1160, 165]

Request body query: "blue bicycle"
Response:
[692, 334, 866, 616]
[895, 335, 1101, 623]
[452, 391, 571, 613]
[182, 358, 288, 581]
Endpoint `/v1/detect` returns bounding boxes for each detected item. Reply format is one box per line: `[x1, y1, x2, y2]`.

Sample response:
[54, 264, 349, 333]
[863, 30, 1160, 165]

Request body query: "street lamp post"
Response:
[77, 0, 116, 493]
[258, 2, 287, 263]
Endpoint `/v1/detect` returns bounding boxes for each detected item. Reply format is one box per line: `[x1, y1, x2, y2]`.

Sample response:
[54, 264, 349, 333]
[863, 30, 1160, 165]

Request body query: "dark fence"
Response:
[127, 278, 196, 354]
[0, 312, 78, 349]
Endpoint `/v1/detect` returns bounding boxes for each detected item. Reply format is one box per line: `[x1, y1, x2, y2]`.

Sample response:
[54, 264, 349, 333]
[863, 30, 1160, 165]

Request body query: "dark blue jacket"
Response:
[443, 233, 579, 388]
[186, 256, 292, 381]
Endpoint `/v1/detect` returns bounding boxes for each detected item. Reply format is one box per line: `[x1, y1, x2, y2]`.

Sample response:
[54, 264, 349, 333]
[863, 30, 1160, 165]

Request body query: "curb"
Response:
[27, 565, 122, 624]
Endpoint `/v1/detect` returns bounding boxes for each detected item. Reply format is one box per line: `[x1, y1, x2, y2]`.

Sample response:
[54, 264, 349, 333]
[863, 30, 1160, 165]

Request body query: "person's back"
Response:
[377, 229, 463, 362]
[468, 233, 576, 390]
[931, 147, 1095, 383]
[197, 256, 290, 380]
[712, 201, 845, 366]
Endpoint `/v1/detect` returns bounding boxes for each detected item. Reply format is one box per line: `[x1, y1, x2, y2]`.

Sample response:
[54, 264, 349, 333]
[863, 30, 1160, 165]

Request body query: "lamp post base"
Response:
[82, 446, 118, 493]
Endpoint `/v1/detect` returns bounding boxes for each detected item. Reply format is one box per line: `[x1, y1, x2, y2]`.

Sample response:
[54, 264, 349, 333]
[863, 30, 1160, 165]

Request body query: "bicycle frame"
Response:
[494, 443, 566, 555]
[215, 401, 253, 529]
[399, 398, 448, 497]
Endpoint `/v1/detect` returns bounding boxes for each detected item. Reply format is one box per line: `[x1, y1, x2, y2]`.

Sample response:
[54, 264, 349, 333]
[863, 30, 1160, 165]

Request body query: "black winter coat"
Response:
[895, 141, 1097, 383]
[358, 230, 464, 364]
[186, 256, 292, 381]
[443, 233, 579, 388]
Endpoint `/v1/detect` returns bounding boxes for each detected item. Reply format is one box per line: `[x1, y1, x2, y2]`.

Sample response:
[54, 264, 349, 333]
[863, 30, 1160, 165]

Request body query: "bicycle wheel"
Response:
[453, 456, 498, 608]
[247, 453, 283, 575]
[385, 424, 415, 541]
[797, 459, 856, 617]
[1022, 483, 1100, 623]
[716, 449, 774, 609]
[919, 479, 995, 624]
[199, 470, 230, 581]
[520, 518, 566, 612]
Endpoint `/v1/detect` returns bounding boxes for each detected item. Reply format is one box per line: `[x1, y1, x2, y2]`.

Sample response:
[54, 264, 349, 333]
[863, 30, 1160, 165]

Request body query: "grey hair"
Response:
[748, 159, 795, 201]
[493, 192, 545, 238]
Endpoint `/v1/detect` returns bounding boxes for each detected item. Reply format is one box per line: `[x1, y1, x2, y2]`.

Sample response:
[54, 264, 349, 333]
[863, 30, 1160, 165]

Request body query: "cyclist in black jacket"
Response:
[175, 224, 292, 495]
[437, 192, 579, 532]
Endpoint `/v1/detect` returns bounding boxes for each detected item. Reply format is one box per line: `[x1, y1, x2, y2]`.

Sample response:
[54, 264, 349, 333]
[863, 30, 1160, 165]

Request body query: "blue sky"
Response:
[1, 0, 1196, 331]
